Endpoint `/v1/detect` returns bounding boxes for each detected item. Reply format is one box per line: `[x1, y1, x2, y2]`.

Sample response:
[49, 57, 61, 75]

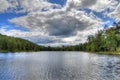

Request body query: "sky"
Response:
[0, 0, 120, 46]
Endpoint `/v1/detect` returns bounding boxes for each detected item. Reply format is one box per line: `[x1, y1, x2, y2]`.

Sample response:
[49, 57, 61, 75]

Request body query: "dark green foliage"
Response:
[0, 34, 42, 52]
[79, 23, 120, 52]
[1, 22, 120, 52]
[44, 22, 120, 52]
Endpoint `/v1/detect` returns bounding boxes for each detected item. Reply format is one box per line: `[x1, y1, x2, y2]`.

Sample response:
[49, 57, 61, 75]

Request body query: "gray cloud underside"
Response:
[0, 0, 120, 46]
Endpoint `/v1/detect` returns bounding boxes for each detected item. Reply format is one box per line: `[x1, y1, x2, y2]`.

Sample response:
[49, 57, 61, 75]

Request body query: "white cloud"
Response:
[0, 0, 61, 13]
[7, 0, 104, 46]
[0, 26, 98, 46]
[9, 10, 102, 46]
[0, 0, 10, 12]
[89, 0, 112, 12]
[2, 0, 120, 46]
[14, 0, 61, 13]
[0, 0, 118, 13]
[108, 3, 120, 21]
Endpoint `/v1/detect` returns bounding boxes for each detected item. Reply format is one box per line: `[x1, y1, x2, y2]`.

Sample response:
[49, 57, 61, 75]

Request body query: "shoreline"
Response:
[92, 51, 120, 55]
[0, 50, 120, 55]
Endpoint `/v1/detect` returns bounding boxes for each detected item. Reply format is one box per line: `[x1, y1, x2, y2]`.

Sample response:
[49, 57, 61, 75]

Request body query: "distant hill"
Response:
[1, 22, 120, 53]
[0, 34, 41, 52]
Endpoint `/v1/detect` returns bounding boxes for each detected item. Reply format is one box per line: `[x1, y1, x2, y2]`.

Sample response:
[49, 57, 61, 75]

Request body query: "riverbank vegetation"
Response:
[0, 22, 120, 54]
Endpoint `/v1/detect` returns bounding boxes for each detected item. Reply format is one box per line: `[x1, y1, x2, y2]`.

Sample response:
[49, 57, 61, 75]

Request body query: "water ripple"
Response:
[0, 52, 120, 80]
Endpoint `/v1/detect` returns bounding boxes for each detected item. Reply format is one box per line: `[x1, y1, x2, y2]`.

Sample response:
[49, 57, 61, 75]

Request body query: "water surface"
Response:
[0, 51, 120, 80]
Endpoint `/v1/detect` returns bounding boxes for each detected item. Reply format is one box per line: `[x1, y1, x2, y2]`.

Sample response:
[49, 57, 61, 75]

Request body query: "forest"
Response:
[0, 22, 120, 53]
[44, 22, 120, 54]
[0, 34, 42, 52]
[79, 22, 120, 53]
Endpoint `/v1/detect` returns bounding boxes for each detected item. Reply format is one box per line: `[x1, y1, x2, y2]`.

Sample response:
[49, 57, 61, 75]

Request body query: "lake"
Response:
[0, 51, 120, 80]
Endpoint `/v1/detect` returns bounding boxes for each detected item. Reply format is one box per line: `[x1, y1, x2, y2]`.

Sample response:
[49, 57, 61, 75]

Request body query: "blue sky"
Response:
[81, 8, 116, 27]
[0, 0, 67, 31]
[0, 12, 29, 31]
[0, 0, 115, 32]
[49, 0, 67, 6]
[0, 0, 119, 46]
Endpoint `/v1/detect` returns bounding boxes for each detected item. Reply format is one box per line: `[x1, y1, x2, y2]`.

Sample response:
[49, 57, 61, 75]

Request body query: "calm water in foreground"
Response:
[0, 52, 120, 80]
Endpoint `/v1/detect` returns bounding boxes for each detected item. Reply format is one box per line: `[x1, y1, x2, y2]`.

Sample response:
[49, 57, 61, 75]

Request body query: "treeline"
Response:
[41, 45, 82, 51]
[1, 22, 120, 52]
[0, 34, 42, 52]
[0, 33, 82, 52]
[81, 23, 120, 52]
[44, 22, 120, 52]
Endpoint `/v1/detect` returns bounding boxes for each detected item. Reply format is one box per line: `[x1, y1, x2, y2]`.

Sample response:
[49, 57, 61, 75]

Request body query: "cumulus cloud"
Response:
[81, 0, 97, 8]
[13, 0, 61, 13]
[7, 0, 104, 46]
[0, 0, 61, 13]
[9, 10, 101, 37]
[2, 0, 120, 46]
[0, 26, 98, 46]
[0, 0, 115, 13]
[108, 3, 120, 21]
[0, 0, 10, 12]
[65, 0, 117, 12]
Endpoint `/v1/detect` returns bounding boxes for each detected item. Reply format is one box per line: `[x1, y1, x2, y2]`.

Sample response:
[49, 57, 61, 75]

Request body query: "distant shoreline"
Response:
[0, 50, 120, 55]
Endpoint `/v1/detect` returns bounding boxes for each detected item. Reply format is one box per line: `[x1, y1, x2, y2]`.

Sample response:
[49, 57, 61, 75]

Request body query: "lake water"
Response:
[0, 51, 120, 80]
